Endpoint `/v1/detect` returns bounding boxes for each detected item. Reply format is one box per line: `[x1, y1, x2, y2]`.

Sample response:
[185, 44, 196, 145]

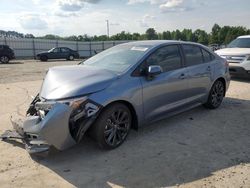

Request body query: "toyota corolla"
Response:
[1, 41, 230, 154]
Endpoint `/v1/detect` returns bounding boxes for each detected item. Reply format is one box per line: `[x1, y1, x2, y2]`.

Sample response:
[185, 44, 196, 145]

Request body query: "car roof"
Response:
[238, 35, 250, 39]
[120, 40, 205, 48]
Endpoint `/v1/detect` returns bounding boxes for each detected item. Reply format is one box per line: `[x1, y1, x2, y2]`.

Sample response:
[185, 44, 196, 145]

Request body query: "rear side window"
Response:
[201, 48, 213, 63]
[61, 48, 70, 52]
[146, 45, 182, 72]
[183, 44, 203, 66]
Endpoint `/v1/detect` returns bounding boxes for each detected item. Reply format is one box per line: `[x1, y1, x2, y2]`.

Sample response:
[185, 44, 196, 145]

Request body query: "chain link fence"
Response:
[0, 37, 128, 58]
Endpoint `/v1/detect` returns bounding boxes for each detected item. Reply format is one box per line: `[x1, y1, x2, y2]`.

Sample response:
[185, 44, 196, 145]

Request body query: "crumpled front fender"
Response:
[23, 103, 76, 150]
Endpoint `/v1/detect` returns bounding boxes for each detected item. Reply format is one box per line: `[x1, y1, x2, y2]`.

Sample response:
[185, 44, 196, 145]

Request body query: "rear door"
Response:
[182, 44, 213, 102]
[140, 44, 189, 122]
[60, 47, 70, 58]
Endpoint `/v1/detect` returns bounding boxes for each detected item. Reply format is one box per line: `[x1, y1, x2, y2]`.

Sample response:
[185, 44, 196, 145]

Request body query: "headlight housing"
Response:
[35, 96, 100, 121]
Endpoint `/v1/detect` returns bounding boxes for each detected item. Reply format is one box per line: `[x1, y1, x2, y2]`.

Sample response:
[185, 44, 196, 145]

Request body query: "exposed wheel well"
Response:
[103, 100, 138, 130]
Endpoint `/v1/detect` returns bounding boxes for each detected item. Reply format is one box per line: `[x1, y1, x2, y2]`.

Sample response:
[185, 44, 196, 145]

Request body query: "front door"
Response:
[140, 44, 189, 122]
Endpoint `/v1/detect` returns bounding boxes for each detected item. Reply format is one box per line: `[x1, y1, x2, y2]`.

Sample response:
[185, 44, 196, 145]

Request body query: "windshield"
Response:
[228, 38, 250, 48]
[81, 44, 150, 73]
[48, 48, 55, 52]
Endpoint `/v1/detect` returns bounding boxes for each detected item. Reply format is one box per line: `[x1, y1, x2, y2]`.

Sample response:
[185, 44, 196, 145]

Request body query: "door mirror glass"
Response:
[148, 65, 163, 77]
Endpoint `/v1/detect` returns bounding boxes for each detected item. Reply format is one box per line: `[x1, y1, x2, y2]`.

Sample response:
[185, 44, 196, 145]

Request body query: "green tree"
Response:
[210, 23, 221, 44]
[162, 31, 171, 40]
[146, 28, 158, 40]
[194, 29, 209, 45]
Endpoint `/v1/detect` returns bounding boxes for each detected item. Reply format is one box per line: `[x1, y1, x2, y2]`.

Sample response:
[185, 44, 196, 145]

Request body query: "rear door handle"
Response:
[179, 73, 186, 79]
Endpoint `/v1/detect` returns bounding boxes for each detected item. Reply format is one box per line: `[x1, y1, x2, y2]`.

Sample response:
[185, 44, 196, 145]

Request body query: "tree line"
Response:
[1, 24, 250, 45]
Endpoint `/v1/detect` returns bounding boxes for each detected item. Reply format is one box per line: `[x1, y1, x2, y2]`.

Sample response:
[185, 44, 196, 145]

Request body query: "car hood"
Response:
[40, 65, 118, 100]
[215, 48, 250, 56]
[37, 51, 49, 55]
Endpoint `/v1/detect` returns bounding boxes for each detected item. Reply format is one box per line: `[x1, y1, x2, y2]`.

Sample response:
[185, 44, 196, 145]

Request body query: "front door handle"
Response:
[179, 73, 186, 79]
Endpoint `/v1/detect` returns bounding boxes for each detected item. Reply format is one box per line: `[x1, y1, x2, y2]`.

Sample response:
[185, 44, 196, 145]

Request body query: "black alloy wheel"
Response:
[90, 103, 131, 149]
[204, 80, 225, 109]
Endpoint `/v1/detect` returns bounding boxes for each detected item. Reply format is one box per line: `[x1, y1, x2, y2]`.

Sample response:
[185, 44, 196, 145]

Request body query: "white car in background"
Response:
[215, 35, 250, 77]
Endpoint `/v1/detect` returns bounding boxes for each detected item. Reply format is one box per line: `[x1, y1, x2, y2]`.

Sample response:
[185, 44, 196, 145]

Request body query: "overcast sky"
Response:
[0, 0, 249, 36]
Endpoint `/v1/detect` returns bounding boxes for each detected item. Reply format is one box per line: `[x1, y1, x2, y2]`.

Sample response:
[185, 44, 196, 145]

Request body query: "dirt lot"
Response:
[0, 60, 250, 188]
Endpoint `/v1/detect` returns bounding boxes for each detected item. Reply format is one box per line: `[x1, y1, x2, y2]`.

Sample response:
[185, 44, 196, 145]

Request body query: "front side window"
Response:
[146, 45, 182, 72]
[53, 48, 60, 53]
[183, 44, 203, 66]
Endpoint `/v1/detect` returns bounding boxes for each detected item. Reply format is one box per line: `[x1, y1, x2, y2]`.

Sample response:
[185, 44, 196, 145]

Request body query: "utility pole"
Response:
[106, 20, 110, 39]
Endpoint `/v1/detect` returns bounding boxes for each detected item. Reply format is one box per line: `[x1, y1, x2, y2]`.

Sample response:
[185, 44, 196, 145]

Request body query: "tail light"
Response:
[224, 60, 229, 67]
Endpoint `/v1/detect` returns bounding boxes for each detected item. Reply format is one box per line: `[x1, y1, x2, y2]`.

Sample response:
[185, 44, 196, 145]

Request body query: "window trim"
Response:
[131, 44, 185, 77]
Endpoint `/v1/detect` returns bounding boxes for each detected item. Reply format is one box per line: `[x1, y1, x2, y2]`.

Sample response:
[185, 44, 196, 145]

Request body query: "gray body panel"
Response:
[141, 67, 189, 122]
[40, 65, 117, 100]
[23, 103, 76, 150]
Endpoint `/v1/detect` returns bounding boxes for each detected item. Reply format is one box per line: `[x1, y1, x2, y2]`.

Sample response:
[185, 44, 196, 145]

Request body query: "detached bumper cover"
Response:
[1, 99, 101, 154]
[0, 103, 77, 153]
[0, 115, 51, 154]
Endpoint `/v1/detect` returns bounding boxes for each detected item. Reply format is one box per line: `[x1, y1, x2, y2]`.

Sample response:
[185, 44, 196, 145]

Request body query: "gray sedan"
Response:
[1, 41, 230, 154]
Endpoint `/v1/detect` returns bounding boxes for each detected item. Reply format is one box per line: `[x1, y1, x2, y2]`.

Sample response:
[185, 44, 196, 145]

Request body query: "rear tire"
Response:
[204, 80, 225, 109]
[0, 55, 9, 63]
[91, 103, 132, 150]
[68, 55, 74, 61]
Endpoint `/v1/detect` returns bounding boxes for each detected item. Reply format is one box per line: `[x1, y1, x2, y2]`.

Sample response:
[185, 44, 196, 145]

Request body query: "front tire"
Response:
[40, 56, 48, 61]
[0, 55, 9, 63]
[91, 103, 132, 150]
[204, 80, 225, 109]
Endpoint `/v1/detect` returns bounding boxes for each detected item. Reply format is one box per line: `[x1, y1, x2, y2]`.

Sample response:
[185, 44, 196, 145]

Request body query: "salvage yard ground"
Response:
[0, 60, 250, 188]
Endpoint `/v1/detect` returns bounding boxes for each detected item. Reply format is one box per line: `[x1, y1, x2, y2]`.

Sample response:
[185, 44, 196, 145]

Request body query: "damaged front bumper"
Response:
[0, 96, 102, 154]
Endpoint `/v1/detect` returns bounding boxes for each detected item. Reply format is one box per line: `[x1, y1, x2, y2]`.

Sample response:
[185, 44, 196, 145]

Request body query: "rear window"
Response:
[183, 44, 203, 66]
[201, 49, 212, 63]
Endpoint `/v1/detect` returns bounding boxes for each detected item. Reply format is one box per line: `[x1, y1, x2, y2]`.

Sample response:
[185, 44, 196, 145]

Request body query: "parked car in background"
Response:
[209, 44, 220, 51]
[36, 47, 80, 61]
[1, 41, 230, 154]
[215, 35, 250, 77]
[0, 45, 15, 63]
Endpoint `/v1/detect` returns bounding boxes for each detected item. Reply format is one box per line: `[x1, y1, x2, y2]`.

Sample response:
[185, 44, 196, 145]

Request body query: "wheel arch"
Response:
[213, 77, 226, 96]
[40, 54, 48, 61]
[0, 54, 10, 59]
[102, 100, 139, 130]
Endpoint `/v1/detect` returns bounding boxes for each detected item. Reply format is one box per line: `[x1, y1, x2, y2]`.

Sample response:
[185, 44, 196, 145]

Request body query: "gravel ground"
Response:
[0, 60, 249, 188]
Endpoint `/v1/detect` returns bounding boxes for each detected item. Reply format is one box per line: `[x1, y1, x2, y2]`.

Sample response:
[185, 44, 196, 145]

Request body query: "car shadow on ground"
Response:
[231, 76, 250, 83]
[9, 97, 250, 187]
[36, 59, 84, 63]
[0, 61, 24, 65]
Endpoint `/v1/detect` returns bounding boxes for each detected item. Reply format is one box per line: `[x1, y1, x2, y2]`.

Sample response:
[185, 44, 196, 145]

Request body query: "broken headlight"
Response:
[35, 96, 100, 121]
[58, 97, 99, 121]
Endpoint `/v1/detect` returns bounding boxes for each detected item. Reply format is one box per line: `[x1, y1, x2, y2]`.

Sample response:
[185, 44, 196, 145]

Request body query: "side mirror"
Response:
[147, 65, 163, 77]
